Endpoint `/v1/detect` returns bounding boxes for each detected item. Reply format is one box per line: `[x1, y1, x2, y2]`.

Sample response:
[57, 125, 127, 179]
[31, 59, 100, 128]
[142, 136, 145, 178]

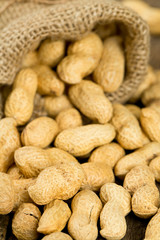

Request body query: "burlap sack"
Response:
[0, 0, 149, 103]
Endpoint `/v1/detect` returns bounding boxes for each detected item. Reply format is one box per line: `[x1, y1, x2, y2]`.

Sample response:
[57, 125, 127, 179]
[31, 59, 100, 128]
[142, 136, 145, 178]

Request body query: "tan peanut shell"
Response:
[57, 32, 103, 84]
[140, 107, 160, 143]
[44, 95, 72, 117]
[114, 142, 160, 179]
[81, 162, 115, 191]
[125, 104, 141, 119]
[132, 184, 159, 218]
[148, 99, 160, 116]
[32, 65, 65, 96]
[14, 146, 77, 178]
[5, 68, 38, 125]
[111, 103, 149, 150]
[68, 190, 102, 240]
[123, 0, 160, 35]
[37, 200, 71, 234]
[41, 232, 73, 240]
[13, 178, 36, 211]
[144, 209, 160, 240]
[123, 165, 155, 195]
[56, 108, 82, 131]
[149, 156, 160, 182]
[0, 118, 21, 172]
[0, 173, 14, 214]
[7, 164, 24, 180]
[21, 117, 59, 148]
[22, 51, 39, 68]
[93, 36, 124, 92]
[55, 123, 116, 156]
[28, 162, 85, 205]
[89, 142, 125, 168]
[38, 39, 65, 67]
[68, 80, 113, 124]
[12, 203, 41, 240]
[141, 82, 160, 105]
[129, 66, 157, 103]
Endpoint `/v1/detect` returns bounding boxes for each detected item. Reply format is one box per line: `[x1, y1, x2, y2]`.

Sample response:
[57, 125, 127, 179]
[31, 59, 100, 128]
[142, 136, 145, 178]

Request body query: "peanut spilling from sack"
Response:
[1, 27, 160, 240]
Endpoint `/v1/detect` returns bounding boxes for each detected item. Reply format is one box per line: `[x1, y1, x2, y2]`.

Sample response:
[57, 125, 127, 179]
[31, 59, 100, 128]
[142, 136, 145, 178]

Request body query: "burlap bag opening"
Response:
[0, 0, 149, 103]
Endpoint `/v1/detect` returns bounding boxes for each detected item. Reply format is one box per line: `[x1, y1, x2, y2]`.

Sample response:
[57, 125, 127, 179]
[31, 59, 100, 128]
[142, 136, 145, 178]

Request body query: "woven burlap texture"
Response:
[0, 0, 150, 103]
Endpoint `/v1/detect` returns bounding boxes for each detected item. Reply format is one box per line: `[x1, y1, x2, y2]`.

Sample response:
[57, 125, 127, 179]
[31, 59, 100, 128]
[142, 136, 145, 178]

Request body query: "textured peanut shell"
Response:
[81, 162, 115, 191]
[28, 162, 85, 205]
[44, 95, 72, 117]
[149, 156, 160, 182]
[123, 165, 155, 195]
[144, 209, 160, 240]
[13, 178, 36, 211]
[68, 189, 102, 240]
[32, 65, 65, 96]
[148, 99, 160, 116]
[114, 142, 160, 179]
[22, 51, 39, 68]
[125, 104, 141, 120]
[38, 39, 65, 67]
[132, 184, 159, 218]
[37, 200, 71, 234]
[89, 142, 125, 168]
[0, 118, 21, 172]
[111, 103, 149, 150]
[57, 32, 103, 84]
[140, 107, 160, 143]
[5, 68, 38, 125]
[0, 173, 14, 214]
[55, 123, 115, 156]
[141, 82, 160, 105]
[12, 203, 41, 240]
[41, 232, 73, 240]
[56, 108, 82, 131]
[14, 146, 77, 178]
[7, 164, 24, 180]
[100, 183, 131, 216]
[100, 201, 127, 240]
[93, 36, 124, 92]
[21, 117, 59, 148]
[69, 80, 113, 124]
[129, 66, 157, 103]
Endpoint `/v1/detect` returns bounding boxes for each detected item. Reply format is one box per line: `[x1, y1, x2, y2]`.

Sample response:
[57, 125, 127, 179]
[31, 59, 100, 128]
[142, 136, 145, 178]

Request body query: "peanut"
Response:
[114, 142, 160, 179]
[57, 32, 103, 84]
[38, 39, 65, 67]
[111, 103, 149, 150]
[141, 82, 160, 105]
[149, 156, 160, 182]
[140, 107, 160, 142]
[28, 162, 85, 205]
[12, 203, 41, 240]
[0, 172, 14, 214]
[21, 117, 59, 148]
[32, 65, 65, 96]
[100, 183, 131, 240]
[14, 146, 77, 178]
[81, 162, 115, 191]
[55, 123, 116, 156]
[68, 189, 102, 240]
[0, 118, 21, 172]
[22, 51, 39, 68]
[68, 80, 113, 124]
[144, 209, 160, 240]
[37, 200, 71, 234]
[125, 104, 141, 119]
[93, 36, 124, 92]
[88, 142, 125, 168]
[148, 99, 160, 116]
[5, 68, 38, 125]
[41, 232, 73, 240]
[56, 108, 82, 131]
[44, 95, 72, 117]
[7, 164, 24, 180]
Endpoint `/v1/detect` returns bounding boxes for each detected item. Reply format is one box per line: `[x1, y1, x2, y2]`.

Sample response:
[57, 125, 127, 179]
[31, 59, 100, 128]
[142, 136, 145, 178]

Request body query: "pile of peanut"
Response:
[1, 24, 160, 240]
